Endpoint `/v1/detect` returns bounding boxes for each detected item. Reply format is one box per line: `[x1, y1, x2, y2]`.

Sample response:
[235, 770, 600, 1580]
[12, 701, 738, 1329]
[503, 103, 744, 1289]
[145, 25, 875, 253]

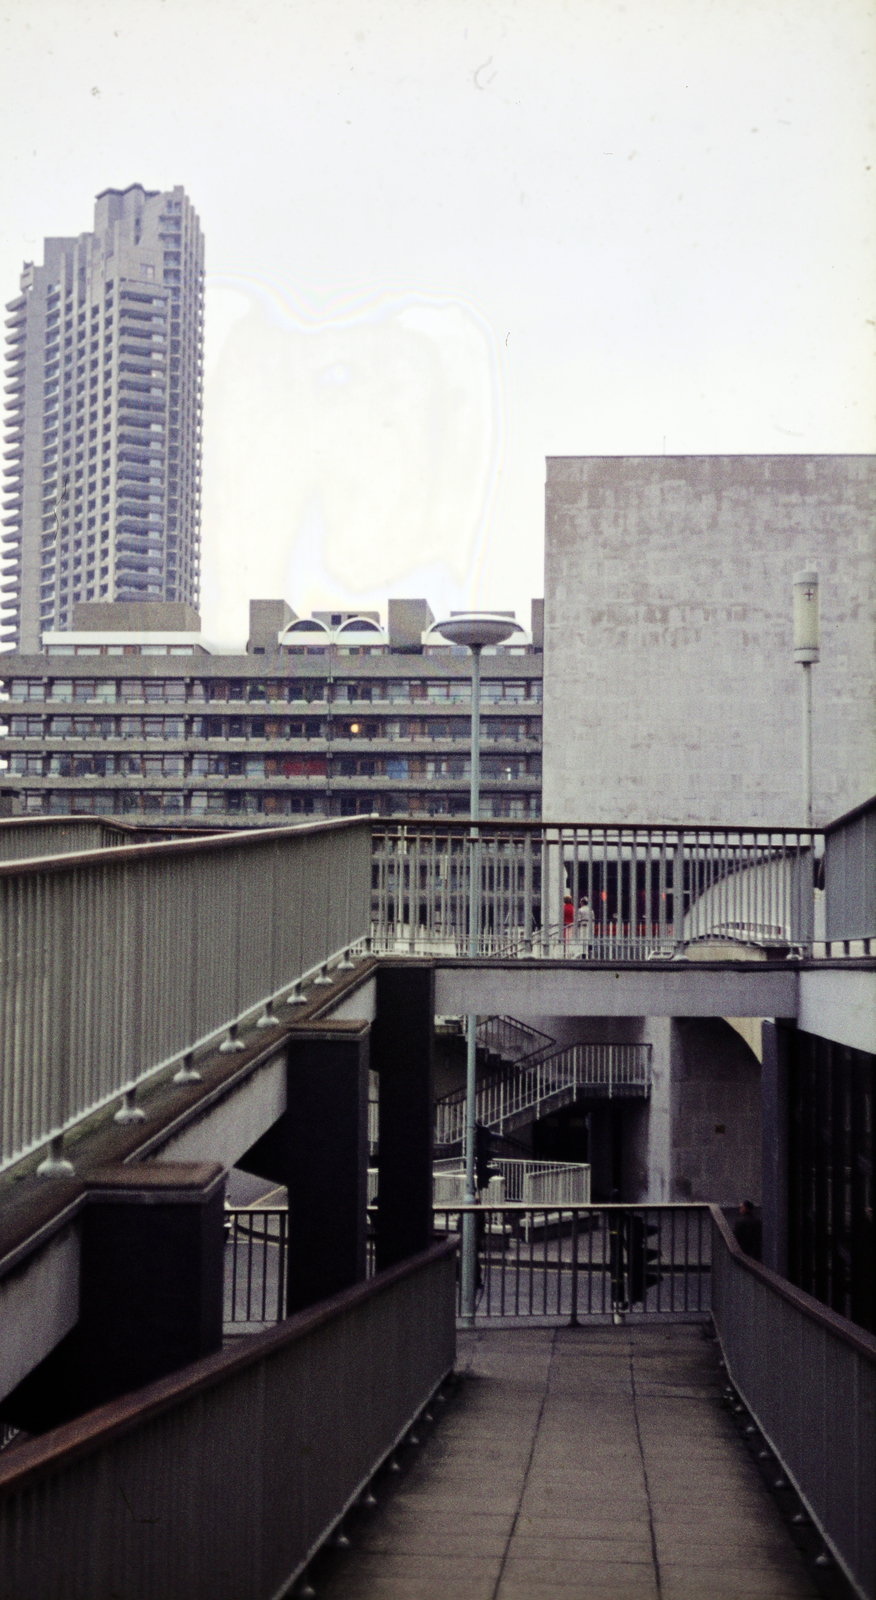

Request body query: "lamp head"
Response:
[792, 568, 820, 664]
[428, 612, 525, 651]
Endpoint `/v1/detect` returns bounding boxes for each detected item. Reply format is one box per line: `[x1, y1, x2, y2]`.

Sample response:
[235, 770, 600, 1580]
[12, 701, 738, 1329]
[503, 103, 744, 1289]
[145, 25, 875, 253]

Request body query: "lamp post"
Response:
[792, 568, 820, 827]
[429, 612, 525, 1325]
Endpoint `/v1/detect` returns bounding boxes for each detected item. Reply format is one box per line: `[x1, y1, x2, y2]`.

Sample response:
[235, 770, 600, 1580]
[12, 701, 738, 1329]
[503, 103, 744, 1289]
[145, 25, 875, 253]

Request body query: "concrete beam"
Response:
[152, 1052, 287, 1168]
[434, 961, 799, 1019]
[798, 965, 876, 1055]
[0, 1221, 80, 1404]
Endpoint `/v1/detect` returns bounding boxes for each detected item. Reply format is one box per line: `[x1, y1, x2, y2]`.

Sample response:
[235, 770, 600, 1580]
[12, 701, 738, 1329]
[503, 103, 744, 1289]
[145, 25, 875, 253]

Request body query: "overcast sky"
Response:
[2, 0, 873, 645]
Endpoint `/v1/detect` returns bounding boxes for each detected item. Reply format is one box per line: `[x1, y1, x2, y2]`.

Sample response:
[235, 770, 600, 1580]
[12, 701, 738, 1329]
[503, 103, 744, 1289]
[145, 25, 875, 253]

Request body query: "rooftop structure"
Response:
[2, 183, 204, 652]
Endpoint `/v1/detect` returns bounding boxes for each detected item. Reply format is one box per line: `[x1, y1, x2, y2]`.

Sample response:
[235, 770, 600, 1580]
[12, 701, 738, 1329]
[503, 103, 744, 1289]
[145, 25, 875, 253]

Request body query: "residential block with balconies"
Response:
[0, 597, 543, 822]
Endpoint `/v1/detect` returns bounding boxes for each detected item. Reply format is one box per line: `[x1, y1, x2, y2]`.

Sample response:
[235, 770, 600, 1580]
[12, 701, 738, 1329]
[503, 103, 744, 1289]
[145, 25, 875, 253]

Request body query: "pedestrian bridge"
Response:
[0, 809, 873, 1599]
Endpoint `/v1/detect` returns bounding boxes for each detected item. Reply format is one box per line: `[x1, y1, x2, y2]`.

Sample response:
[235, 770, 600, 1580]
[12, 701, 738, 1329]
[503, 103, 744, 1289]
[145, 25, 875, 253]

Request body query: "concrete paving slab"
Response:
[309, 1325, 822, 1600]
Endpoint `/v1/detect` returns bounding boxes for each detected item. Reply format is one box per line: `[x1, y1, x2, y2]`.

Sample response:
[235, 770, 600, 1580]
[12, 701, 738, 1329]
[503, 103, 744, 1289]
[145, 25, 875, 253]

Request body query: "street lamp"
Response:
[428, 611, 525, 1325]
[792, 568, 820, 827]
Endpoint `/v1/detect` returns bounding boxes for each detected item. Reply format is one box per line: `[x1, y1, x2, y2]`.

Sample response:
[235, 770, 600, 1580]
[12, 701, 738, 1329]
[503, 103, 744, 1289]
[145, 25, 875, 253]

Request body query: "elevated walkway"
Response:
[311, 1324, 822, 1600]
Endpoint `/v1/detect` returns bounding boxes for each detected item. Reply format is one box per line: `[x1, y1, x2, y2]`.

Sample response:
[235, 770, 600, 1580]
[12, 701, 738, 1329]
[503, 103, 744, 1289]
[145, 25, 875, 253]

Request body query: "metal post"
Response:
[461, 645, 482, 1327]
[801, 660, 813, 828]
[793, 567, 819, 829]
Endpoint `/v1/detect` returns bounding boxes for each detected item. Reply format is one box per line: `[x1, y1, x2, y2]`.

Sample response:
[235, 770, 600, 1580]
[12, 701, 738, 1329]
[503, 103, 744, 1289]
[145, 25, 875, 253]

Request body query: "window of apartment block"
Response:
[8, 680, 46, 702]
[10, 717, 45, 737]
[72, 754, 114, 778]
[49, 679, 73, 701]
[278, 755, 327, 777]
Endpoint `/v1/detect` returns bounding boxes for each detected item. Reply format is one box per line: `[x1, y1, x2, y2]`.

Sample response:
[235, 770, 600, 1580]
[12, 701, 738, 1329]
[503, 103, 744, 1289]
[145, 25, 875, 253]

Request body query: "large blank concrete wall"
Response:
[670, 1019, 762, 1205]
[543, 455, 876, 825]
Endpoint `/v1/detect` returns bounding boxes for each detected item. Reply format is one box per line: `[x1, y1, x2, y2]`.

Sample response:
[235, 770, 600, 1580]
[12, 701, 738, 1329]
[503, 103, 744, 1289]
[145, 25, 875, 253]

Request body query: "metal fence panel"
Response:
[224, 1203, 711, 1328]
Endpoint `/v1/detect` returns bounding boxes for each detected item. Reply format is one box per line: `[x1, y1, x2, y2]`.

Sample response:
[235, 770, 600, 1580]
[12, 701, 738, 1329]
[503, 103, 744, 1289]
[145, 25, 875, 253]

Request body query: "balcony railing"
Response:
[371, 820, 822, 958]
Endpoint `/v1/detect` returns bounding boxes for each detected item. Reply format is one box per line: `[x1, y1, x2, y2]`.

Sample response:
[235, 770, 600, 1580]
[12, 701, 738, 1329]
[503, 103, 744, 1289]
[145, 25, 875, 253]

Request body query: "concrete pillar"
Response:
[372, 963, 435, 1272]
[284, 1021, 370, 1313]
[1, 1161, 225, 1434]
[761, 1020, 792, 1276]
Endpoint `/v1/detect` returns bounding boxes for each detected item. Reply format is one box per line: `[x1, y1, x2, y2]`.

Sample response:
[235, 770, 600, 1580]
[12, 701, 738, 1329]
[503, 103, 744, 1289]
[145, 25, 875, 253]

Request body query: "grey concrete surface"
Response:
[314, 1324, 820, 1600]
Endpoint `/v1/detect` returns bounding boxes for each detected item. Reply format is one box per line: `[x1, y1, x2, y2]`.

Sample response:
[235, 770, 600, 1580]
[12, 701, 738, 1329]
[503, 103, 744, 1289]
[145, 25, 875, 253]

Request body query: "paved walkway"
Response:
[314, 1324, 820, 1600]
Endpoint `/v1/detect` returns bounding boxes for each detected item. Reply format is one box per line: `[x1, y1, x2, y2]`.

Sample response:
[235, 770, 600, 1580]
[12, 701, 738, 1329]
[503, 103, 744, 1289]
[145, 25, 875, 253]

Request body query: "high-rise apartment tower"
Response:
[2, 184, 204, 652]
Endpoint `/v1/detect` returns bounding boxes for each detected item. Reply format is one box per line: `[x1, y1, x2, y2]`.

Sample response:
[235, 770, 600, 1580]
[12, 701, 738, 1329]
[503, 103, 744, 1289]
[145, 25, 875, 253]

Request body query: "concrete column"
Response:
[233, 1022, 370, 1313]
[372, 963, 435, 1272]
[284, 1021, 370, 1313]
[761, 1020, 791, 1276]
[1, 1161, 225, 1434]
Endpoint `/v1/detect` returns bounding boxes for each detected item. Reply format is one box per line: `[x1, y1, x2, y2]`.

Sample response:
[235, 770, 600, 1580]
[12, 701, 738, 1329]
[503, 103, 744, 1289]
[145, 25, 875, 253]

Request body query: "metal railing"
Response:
[0, 817, 372, 1175]
[433, 1157, 591, 1206]
[435, 1040, 652, 1144]
[475, 1014, 554, 1061]
[225, 1208, 288, 1327]
[370, 820, 820, 957]
[824, 794, 875, 947]
[712, 1208, 876, 1600]
[0, 815, 130, 861]
[434, 1204, 712, 1321]
[0, 1240, 457, 1600]
[225, 1203, 710, 1328]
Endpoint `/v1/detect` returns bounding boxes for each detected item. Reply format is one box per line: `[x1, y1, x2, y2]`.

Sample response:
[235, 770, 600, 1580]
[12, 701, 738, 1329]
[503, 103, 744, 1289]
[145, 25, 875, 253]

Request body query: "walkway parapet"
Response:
[0, 817, 372, 1177]
[712, 1206, 876, 1600]
[0, 1239, 457, 1600]
[370, 818, 829, 959]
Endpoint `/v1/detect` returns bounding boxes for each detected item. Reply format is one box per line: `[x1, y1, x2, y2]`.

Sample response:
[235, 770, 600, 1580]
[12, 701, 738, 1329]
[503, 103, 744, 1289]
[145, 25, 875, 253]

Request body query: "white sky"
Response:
[2, 0, 873, 647]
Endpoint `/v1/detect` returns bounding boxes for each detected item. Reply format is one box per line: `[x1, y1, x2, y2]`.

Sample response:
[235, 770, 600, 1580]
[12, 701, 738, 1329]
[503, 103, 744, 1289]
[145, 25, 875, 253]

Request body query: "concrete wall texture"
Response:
[543, 455, 876, 826]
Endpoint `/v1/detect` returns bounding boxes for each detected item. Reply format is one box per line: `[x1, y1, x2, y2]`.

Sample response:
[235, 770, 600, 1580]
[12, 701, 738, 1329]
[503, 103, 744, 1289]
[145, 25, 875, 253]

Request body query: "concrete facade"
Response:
[543, 455, 876, 827]
[2, 183, 204, 652]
